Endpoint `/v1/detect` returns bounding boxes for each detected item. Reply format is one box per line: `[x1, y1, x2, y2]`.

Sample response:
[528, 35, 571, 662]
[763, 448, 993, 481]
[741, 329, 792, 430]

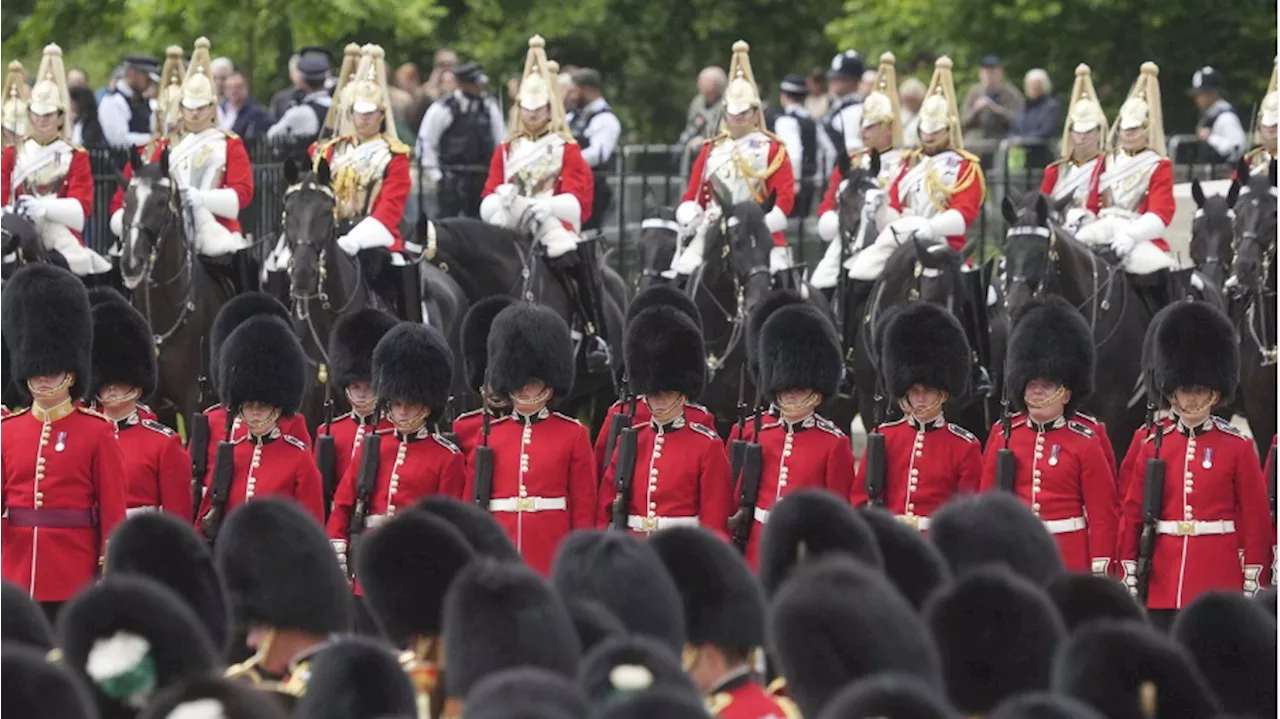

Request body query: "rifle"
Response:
[729, 397, 765, 554]
[315, 367, 337, 521]
[608, 426, 639, 531]
[994, 389, 1016, 493]
[347, 408, 383, 580]
[727, 370, 749, 493]
[600, 377, 633, 477]
[864, 382, 887, 507]
[439, 395, 460, 447]
[199, 411, 238, 546]
[1135, 412, 1166, 606]
[472, 407, 495, 508]
[188, 336, 210, 522]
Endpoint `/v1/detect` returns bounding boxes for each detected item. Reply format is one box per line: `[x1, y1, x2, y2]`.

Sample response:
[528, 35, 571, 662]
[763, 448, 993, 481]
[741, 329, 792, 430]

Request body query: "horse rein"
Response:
[127, 178, 196, 356]
[691, 215, 769, 380]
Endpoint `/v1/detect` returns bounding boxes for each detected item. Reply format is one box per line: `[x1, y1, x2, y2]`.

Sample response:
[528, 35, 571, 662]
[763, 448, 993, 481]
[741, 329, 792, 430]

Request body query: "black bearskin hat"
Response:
[1, 264, 92, 400]
[57, 576, 219, 719]
[90, 293, 157, 400]
[925, 567, 1066, 715]
[2, 580, 54, 650]
[596, 688, 710, 719]
[462, 295, 515, 393]
[2, 641, 98, 719]
[565, 600, 627, 656]
[879, 301, 971, 398]
[328, 308, 398, 392]
[623, 305, 705, 399]
[1151, 300, 1239, 404]
[209, 292, 288, 389]
[857, 506, 952, 610]
[487, 303, 574, 399]
[990, 693, 1106, 719]
[138, 677, 289, 719]
[745, 289, 805, 381]
[358, 511, 475, 644]
[1259, 587, 1278, 617]
[372, 322, 453, 416]
[759, 303, 842, 399]
[578, 634, 700, 709]
[650, 526, 766, 657]
[443, 558, 581, 699]
[1052, 620, 1222, 719]
[106, 513, 230, 653]
[816, 674, 955, 719]
[768, 557, 943, 718]
[411, 496, 520, 561]
[218, 315, 306, 414]
[214, 499, 351, 636]
[1044, 573, 1144, 631]
[291, 637, 417, 719]
[928, 492, 1064, 586]
[550, 530, 686, 652]
[1006, 295, 1094, 411]
[1171, 591, 1277, 718]
[467, 668, 590, 719]
[626, 285, 702, 330]
[759, 489, 884, 598]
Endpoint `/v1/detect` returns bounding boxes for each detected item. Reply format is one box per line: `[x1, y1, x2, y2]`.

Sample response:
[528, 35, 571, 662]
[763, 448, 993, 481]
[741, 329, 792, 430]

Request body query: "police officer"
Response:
[266, 48, 332, 140]
[822, 49, 866, 158]
[1191, 66, 1246, 164]
[98, 54, 158, 148]
[417, 62, 506, 219]
[568, 68, 622, 235]
[768, 73, 820, 218]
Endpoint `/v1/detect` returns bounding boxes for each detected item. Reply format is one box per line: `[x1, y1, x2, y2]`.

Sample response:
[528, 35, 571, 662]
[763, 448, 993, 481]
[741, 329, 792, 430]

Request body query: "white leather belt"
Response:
[489, 496, 568, 513]
[753, 507, 770, 524]
[627, 515, 700, 532]
[366, 513, 390, 529]
[1043, 516, 1087, 534]
[897, 514, 931, 531]
[126, 505, 159, 517]
[1156, 520, 1236, 537]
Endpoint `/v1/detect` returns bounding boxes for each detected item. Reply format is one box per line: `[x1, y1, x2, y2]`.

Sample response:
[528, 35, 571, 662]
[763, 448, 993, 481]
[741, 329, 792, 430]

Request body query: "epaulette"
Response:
[551, 411, 583, 426]
[222, 129, 240, 140]
[1, 406, 28, 421]
[775, 695, 802, 719]
[706, 692, 733, 716]
[1244, 146, 1266, 162]
[383, 133, 410, 154]
[813, 416, 845, 437]
[141, 419, 177, 437]
[687, 401, 711, 414]
[955, 148, 983, 165]
[432, 433, 461, 453]
[689, 422, 718, 440]
[1074, 411, 1099, 424]
[948, 423, 978, 442]
[454, 408, 483, 421]
[1212, 417, 1247, 439]
[1143, 425, 1176, 444]
[759, 420, 783, 432]
[880, 416, 909, 429]
[1010, 416, 1027, 429]
[1067, 420, 1095, 438]
[76, 405, 112, 422]
[281, 434, 308, 451]
[312, 137, 343, 172]
[331, 411, 353, 423]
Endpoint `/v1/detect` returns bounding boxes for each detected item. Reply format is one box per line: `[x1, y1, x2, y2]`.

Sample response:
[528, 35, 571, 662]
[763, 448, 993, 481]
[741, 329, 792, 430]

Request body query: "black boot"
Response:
[398, 262, 424, 324]
[550, 244, 612, 374]
[772, 266, 805, 292]
[839, 279, 877, 394]
[1130, 269, 1170, 317]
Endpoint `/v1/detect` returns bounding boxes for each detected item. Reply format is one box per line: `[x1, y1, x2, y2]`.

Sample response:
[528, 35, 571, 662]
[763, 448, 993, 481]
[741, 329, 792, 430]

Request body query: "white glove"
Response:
[495, 183, 517, 208]
[17, 196, 46, 220]
[1120, 560, 1139, 599]
[336, 234, 362, 256]
[528, 198, 551, 225]
[331, 540, 349, 575]
[181, 188, 204, 211]
[675, 201, 703, 236]
[1244, 564, 1262, 598]
[1091, 558, 1110, 578]
[889, 215, 932, 241]
[1108, 233, 1137, 259]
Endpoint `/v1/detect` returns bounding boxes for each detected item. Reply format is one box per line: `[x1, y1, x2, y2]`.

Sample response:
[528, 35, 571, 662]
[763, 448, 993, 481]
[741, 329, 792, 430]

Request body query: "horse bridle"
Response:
[695, 214, 769, 380]
[1231, 222, 1278, 367]
[127, 178, 196, 356]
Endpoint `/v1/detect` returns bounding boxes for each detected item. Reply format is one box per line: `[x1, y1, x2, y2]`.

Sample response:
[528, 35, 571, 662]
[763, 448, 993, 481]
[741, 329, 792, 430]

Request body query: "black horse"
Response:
[1001, 193, 1149, 460]
[635, 206, 680, 293]
[279, 159, 471, 431]
[1225, 162, 1277, 456]
[1, 211, 66, 282]
[1190, 178, 1242, 291]
[119, 148, 234, 430]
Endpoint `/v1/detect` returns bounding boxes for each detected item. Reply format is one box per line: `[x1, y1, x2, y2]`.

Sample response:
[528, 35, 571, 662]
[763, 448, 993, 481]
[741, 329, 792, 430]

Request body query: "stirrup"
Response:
[972, 364, 994, 398]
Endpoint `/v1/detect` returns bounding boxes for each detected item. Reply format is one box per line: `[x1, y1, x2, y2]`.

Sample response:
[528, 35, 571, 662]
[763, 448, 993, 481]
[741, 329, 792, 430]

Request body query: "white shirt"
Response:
[415, 90, 507, 181]
[576, 97, 622, 168]
[773, 112, 804, 186]
[266, 90, 331, 140]
[221, 102, 240, 132]
[1205, 100, 1246, 162]
[98, 84, 153, 148]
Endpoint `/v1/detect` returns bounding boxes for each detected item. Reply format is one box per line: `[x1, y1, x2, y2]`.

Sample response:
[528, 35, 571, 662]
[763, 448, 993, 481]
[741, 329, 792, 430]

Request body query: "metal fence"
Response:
[84, 133, 1241, 280]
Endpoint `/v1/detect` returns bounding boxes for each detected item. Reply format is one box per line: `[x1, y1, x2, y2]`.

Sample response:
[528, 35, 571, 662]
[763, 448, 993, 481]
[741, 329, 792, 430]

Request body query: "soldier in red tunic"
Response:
[196, 315, 324, 536]
[0, 265, 126, 618]
[87, 290, 192, 519]
[600, 304, 733, 536]
[452, 295, 515, 471]
[858, 302, 981, 529]
[736, 303, 854, 567]
[329, 323, 465, 578]
[651, 527, 800, 719]
[1118, 301, 1272, 625]
[1040, 65, 1108, 234]
[462, 303, 596, 575]
[980, 296, 1118, 576]
[316, 308, 398, 502]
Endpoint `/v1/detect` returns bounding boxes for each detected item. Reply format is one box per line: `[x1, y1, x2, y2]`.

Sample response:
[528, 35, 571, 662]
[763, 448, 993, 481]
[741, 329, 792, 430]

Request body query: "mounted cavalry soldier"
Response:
[1040, 65, 1108, 232]
[2, 60, 30, 144]
[1, 44, 111, 280]
[1242, 58, 1277, 178]
[0, 265, 127, 619]
[1075, 62, 1176, 310]
[1118, 301, 1272, 628]
[311, 44, 419, 322]
[671, 41, 795, 286]
[480, 36, 610, 372]
[811, 50, 905, 293]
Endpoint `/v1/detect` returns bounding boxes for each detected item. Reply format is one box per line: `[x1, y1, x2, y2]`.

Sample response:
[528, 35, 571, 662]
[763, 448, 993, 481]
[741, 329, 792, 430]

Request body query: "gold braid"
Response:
[921, 149, 986, 213]
[731, 130, 790, 203]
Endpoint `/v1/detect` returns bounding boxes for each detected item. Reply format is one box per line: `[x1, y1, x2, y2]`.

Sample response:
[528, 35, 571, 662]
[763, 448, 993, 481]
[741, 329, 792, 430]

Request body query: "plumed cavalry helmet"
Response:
[347, 45, 394, 133]
[2, 60, 30, 136]
[1257, 57, 1278, 132]
[155, 46, 186, 139]
[917, 56, 962, 145]
[29, 44, 71, 138]
[861, 51, 904, 147]
[1112, 62, 1166, 156]
[324, 43, 362, 136]
[1062, 64, 1109, 158]
[181, 37, 217, 110]
[511, 35, 573, 141]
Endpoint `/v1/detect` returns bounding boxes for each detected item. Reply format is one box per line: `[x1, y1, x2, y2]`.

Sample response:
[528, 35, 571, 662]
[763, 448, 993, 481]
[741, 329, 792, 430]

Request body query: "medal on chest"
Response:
[1202, 447, 1213, 470]
[1048, 444, 1060, 467]
[55, 430, 67, 452]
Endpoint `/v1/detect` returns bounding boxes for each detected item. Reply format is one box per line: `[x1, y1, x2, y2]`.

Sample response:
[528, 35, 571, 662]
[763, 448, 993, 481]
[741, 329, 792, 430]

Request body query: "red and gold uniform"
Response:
[112, 411, 191, 518]
[196, 427, 325, 527]
[858, 415, 981, 527]
[460, 407, 596, 575]
[600, 414, 734, 537]
[707, 670, 800, 719]
[1071, 410, 1117, 478]
[1041, 65, 1110, 222]
[884, 148, 983, 254]
[2, 140, 92, 240]
[593, 398, 717, 476]
[980, 414, 1118, 574]
[198, 405, 313, 489]
[1118, 417, 1175, 498]
[481, 136, 594, 235]
[680, 130, 794, 247]
[1041, 155, 1104, 215]
[316, 412, 392, 497]
[1118, 418, 1272, 608]
[311, 134, 412, 254]
[816, 147, 902, 217]
[1, 403, 127, 601]
[742, 414, 855, 567]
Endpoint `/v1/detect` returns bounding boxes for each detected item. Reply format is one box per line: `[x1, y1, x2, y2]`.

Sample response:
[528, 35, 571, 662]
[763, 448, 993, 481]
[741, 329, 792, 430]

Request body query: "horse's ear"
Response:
[1191, 178, 1206, 209]
[1227, 178, 1241, 208]
[284, 158, 299, 186]
[1034, 194, 1049, 227]
[760, 188, 777, 214]
[1235, 157, 1252, 184]
[911, 233, 929, 264]
[128, 145, 142, 174]
[1050, 192, 1073, 220]
[317, 158, 332, 186]
[836, 150, 853, 181]
[158, 148, 170, 179]
[1001, 196, 1018, 227]
[867, 148, 881, 178]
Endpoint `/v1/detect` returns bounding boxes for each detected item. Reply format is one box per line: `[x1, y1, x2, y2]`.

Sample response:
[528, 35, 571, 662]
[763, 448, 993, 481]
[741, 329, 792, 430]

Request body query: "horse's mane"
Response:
[643, 205, 676, 223]
[1197, 195, 1234, 232]
[703, 201, 768, 264]
[879, 236, 952, 288]
[135, 160, 168, 182]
